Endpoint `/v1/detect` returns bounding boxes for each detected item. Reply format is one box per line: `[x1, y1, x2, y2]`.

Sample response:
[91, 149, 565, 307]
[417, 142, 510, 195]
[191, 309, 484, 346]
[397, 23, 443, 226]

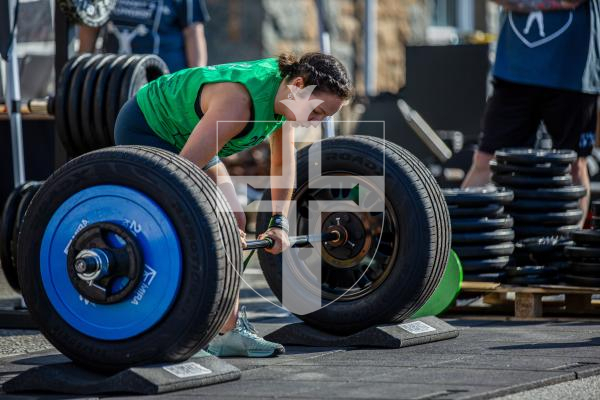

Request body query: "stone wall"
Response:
[205, 0, 429, 96]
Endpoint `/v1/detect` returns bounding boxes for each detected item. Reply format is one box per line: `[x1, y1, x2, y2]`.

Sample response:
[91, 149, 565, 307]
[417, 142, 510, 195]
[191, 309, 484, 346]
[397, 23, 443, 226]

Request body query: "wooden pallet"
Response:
[455, 281, 600, 319]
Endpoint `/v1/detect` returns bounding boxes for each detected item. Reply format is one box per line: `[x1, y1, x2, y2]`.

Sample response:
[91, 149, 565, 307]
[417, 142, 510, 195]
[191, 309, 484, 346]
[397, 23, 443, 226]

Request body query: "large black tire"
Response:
[257, 136, 451, 334]
[18, 146, 241, 372]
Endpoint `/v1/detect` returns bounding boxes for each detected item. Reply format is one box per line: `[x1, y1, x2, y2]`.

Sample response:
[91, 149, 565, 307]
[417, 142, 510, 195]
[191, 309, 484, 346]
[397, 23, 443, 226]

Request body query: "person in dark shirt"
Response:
[463, 0, 600, 222]
[79, 0, 209, 70]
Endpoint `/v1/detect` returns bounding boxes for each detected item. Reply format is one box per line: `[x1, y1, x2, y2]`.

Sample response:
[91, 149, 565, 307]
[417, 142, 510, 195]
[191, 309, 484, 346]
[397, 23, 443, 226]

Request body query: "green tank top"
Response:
[136, 58, 285, 157]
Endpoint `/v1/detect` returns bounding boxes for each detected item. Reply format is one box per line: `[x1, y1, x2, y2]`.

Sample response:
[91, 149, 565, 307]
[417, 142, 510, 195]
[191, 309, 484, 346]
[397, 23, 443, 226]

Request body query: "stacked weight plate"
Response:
[0, 181, 44, 292]
[491, 148, 585, 239]
[563, 201, 600, 287]
[444, 187, 515, 283]
[55, 53, 169, 158]
[508, 236, 572, 285]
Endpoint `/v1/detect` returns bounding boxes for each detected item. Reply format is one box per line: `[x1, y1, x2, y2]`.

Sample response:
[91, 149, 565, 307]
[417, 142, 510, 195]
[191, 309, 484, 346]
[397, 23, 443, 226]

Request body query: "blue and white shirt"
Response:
[102, 0, 210, 72]
[493, 0, 600, 94]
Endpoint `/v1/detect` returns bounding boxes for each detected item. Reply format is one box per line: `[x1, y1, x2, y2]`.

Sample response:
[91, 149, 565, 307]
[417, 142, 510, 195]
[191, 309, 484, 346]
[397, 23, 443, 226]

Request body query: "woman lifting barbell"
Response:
[113, 52, 353, 357]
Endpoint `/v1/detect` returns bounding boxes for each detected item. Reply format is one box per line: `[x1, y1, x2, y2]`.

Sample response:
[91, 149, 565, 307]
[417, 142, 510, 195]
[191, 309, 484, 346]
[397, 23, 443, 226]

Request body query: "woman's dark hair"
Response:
[278, 52, 353, 100]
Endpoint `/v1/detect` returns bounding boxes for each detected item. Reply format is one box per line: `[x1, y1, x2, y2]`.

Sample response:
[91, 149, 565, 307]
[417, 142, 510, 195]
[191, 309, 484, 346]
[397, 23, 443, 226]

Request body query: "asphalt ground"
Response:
[2, 258, 600, 399]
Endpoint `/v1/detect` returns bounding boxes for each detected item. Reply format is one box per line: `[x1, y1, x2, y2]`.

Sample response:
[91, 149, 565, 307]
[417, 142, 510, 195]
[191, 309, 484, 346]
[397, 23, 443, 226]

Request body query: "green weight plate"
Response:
[411, 250, 463, 318]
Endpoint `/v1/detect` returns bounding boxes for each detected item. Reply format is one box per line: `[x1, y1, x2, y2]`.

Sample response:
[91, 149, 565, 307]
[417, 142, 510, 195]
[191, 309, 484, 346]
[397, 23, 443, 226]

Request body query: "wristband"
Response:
[268, 214, 289, 234]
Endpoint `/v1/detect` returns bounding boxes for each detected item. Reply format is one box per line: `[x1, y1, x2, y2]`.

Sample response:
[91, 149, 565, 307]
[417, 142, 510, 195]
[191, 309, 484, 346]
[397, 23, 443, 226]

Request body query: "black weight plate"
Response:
[489, 159, 571, 176]
[570, 229, 600, 246]
[68, 53, 104, 155]
[106, 55, 141, 145]
[512, 186, 587, 201]
[454, 242, 515, 258]
[81, 55, 115, 152]
[463, 272, 507, 282]
[55, 54, 92, 157]
[515, 236, 573, 254]
[0, 187, 23, 291]
[511, 209, 583, 226]
[119, 54, 169, 106]
[496, 148, 577, 165]
[506, 265, 558, 277]
[452, 229, 515, 245]
[565, 246, 600, 260]
[569, 261, 600, 276]
[591, 200, 600, 216]
[514, 225, 579, 238]
[460, 256, 511, 272]
[492, 173, 572, 188]
[94, 54, 126, 148]
[563, 274, 600, 287]
[443, 187, 513, 206]
[548, 261, 570, 271]
[6, 182, 43, 292]
[451, 216, 513, 232]
[508, 199, 580, 212]
[448, 204, 505, 218]
[505, 275, 557, 285]
[57, 0, 116, 27]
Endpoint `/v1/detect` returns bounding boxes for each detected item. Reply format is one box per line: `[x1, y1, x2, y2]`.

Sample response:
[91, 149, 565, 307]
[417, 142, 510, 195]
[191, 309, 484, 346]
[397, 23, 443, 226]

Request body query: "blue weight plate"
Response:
[40, 185, 182, 340]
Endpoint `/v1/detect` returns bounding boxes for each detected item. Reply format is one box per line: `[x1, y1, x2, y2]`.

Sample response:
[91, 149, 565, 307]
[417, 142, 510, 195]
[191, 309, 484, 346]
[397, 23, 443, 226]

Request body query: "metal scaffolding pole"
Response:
[364, 0, 377, 97]
[2, 0, 26, 187]
[316, 0, 335, 138]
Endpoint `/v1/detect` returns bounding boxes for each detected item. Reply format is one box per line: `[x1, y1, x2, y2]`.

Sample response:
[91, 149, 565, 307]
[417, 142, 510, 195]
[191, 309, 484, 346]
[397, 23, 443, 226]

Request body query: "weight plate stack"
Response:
[444, 187, 515, 282]
[510, 236, 571, 285]
[563, 201, 600, 287]
[492, 148, 585, 241]
[56, 53, 169, 158]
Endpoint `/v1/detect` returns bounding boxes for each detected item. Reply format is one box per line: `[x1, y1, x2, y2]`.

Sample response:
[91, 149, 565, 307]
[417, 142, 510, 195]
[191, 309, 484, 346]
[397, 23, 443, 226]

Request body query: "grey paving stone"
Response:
[431, 354, 600, 372]
[239, 364, 575, 386]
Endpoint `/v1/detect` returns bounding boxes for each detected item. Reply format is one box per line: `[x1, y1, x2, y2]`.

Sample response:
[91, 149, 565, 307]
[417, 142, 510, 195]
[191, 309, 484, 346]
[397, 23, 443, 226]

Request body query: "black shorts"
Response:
[114, 98, 221, 170]
[479, 78, 598, 157]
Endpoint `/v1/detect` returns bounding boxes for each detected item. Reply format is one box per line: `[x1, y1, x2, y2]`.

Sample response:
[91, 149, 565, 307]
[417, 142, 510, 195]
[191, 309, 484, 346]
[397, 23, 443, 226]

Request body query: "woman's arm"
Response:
[79, 25, 100, 53]
[179, 82, 251, 168]
[183, 22, 208, 67]
[258, 125, 295, 254]
[269, 126, 296, 217]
